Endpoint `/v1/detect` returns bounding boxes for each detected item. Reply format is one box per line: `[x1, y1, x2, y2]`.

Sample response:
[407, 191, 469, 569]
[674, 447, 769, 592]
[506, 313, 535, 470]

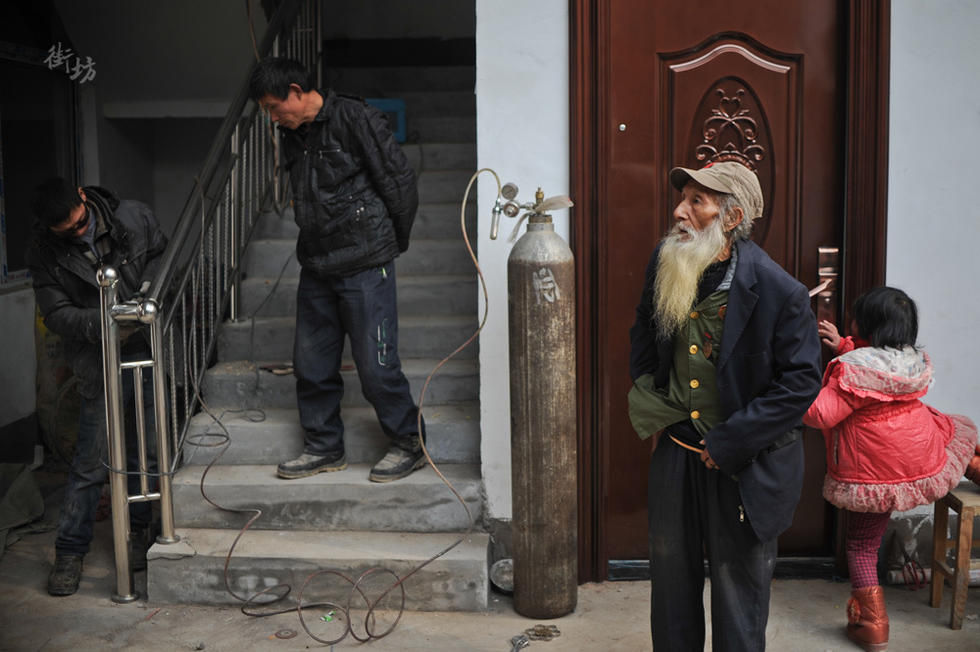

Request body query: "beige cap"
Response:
[669, 161, 764, 219]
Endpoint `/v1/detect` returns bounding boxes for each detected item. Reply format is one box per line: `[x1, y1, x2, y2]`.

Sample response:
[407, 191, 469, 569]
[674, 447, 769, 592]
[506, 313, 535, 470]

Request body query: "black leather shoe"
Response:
[47, 553, 83, 596]
[276, 450, 347, 479]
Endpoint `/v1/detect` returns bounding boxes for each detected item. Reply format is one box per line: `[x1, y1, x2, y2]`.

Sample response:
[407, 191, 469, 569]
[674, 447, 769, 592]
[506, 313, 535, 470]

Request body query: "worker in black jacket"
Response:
[249, 57, 425, 483]
[27, 178, 167, 596]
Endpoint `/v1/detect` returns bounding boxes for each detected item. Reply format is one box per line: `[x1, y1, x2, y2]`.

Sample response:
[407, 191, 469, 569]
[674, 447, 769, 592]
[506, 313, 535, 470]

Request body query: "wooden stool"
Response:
[930, 484, 980, 629]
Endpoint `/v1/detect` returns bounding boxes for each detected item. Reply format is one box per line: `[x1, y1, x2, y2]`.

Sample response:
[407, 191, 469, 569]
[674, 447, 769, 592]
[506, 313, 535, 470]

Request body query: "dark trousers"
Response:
[55, 355, 154, 555]
[648, 437, 777, 652]
[294, 262, 423, 455]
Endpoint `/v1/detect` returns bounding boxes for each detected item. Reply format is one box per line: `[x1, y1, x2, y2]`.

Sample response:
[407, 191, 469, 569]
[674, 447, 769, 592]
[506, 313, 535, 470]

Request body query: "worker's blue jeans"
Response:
[294, 262, 423, 455]
[55, 354, 155, 555]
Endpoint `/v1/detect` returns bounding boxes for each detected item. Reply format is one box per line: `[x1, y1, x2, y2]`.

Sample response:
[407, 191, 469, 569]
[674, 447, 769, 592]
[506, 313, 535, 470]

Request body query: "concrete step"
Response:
[201, 358, 478, 409]
[251, 209, 299, 239]
[243, 238, 476, 278]
[182, 404, 480, 466]
[171, 464, 482, 532]
[147, 528, 489, 611]
[217, 314, 479, 361]
[413, 202, 478, 239]
[330, 65, 475, 94]
[251, 202, 478, 241]
[418, 170, 477, 204]
[402, 142, 476, 173]
[239, 274, 477, 319]
[407, 116, 475, 144]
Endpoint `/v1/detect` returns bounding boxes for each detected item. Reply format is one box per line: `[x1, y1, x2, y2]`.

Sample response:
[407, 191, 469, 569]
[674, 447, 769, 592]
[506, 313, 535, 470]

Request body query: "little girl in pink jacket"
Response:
[804, 286, 978, 652]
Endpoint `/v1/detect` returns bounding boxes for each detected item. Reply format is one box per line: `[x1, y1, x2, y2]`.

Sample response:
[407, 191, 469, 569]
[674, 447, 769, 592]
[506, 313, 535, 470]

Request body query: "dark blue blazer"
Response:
[630, 239, 822, 541]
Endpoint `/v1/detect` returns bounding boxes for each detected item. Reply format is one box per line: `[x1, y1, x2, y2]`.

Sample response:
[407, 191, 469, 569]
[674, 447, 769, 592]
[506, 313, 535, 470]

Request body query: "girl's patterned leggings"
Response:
[845, 510, 892, 588]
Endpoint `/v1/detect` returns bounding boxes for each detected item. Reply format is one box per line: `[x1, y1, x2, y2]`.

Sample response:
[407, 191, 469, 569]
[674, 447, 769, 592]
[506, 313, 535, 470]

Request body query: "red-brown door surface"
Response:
[596, 1, 846, 567]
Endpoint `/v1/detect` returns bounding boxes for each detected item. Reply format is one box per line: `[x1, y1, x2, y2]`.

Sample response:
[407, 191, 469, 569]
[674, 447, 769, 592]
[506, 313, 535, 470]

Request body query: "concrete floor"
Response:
[2, 475, 979, 651]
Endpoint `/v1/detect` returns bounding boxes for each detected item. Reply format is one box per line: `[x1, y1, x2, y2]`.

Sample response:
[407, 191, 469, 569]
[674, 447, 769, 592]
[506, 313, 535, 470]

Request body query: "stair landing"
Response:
[148, 528, 489, 611]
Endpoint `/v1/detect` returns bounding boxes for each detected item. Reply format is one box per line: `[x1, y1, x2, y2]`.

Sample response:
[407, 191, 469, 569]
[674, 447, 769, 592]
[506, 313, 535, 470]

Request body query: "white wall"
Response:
[888, 1, 980, 419]
[476, 0, 569, 520]
[0, 288, 37, 427]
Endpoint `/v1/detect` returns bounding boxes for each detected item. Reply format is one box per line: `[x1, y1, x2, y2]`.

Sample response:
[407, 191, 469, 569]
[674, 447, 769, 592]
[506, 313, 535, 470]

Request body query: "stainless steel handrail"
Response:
[147, 0, 305, 300]
[96, 0, 321, 601]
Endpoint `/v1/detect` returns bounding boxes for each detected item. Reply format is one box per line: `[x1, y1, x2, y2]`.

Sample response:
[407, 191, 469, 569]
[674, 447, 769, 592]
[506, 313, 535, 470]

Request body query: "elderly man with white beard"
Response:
[628, 161, 822, 651]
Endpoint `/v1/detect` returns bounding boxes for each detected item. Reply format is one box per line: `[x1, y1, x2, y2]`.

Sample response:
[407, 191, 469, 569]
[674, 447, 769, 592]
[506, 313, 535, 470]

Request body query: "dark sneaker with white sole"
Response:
[369, 446, 426, 483]
[277, 450, 347, 479]
[47, 553, 83, 596]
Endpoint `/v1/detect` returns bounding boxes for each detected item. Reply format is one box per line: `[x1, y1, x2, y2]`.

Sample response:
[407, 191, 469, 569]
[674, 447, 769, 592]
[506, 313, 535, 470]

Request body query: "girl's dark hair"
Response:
[853, 286, 918, 349]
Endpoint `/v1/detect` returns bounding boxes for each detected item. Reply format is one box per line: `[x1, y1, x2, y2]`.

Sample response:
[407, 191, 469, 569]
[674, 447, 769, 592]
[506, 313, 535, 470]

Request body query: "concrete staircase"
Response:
[147, 66, 488, 611]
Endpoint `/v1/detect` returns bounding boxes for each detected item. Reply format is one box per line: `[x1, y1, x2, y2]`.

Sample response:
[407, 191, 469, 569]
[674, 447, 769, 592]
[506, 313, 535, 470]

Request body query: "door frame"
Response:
[570, 0, 891, 583]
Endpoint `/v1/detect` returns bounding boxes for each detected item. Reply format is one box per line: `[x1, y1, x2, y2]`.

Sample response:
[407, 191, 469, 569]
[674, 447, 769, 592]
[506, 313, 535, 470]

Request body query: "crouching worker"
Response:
[248, 57, 426, 482]
[27, 178, 167, 595]
[628, 160, 823, 650]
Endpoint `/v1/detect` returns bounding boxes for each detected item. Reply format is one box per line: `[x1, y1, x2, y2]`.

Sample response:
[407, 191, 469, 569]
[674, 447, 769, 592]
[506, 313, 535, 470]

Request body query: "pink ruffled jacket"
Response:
[803, 340, 976, 512]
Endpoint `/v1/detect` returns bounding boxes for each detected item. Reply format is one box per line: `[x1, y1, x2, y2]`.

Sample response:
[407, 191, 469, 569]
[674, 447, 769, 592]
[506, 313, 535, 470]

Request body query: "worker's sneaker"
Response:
[47, 553, 83, 596]
[369, 444, 426, 483]
[277, 450, 347, 479]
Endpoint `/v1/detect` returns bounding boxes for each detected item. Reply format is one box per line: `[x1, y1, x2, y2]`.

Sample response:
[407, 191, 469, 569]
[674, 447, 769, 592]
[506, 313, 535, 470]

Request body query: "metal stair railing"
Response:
[94, 0, 321, 603]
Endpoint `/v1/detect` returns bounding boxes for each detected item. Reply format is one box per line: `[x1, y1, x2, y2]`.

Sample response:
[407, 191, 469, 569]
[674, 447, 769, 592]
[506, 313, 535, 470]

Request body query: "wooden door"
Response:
[571, 0, 891, 578]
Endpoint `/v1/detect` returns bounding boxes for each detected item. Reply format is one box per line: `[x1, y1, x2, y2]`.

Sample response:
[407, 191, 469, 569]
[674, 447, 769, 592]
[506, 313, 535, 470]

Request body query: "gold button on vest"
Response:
[689, 344, 698, 355]
[690, 311, 699, 319]
[690, 410, 700, 420]
[690, 379, 700, 389]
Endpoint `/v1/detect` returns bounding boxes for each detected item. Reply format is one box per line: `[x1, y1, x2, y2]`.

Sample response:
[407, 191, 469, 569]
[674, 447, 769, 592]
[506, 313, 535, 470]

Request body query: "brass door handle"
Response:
[815, 246, 839, 325]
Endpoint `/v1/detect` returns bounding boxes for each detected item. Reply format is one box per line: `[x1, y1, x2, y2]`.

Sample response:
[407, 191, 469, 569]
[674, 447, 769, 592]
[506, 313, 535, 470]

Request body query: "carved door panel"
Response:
[598, 1, 844, 566]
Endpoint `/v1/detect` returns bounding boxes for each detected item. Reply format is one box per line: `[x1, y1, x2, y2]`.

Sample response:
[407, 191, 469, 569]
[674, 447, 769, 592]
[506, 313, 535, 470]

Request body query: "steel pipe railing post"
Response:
[274, 116, 282, 207]
[147, 300, 179, 544]
[245, 119, 252, 230]
[229, 123, 241, 321]
[97, 266, 138, 604]
[315, 0, 323, 87]
[132, 364, 150, 498]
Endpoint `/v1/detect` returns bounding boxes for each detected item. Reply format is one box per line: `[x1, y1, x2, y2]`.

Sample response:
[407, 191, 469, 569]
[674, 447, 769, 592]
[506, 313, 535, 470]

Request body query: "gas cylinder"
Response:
[507, 193, 577, 618]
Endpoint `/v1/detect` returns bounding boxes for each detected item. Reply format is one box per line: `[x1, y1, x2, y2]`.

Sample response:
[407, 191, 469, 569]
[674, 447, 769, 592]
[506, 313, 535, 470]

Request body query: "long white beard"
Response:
[652, 218, 728, 338]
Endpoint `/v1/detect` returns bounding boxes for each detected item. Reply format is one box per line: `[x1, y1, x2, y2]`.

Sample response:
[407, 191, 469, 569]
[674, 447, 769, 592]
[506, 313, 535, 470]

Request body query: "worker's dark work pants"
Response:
[648, 436, 777, 652]
[294, 263, 423, 455]
[56, 349, 155, 555]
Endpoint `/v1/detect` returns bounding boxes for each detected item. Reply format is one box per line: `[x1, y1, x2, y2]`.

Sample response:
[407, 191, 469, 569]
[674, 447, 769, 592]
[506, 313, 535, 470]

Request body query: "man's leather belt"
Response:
[668, 427, 803, 481]
[668, 434, 704, 454]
